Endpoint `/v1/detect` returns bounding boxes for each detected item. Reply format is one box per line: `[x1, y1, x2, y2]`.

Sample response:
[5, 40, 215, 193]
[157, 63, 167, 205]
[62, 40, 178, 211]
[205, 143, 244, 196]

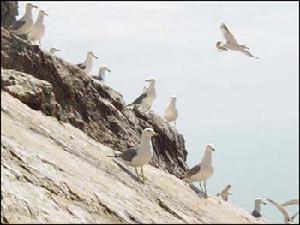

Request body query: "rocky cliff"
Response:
[1, 2, 268, 223]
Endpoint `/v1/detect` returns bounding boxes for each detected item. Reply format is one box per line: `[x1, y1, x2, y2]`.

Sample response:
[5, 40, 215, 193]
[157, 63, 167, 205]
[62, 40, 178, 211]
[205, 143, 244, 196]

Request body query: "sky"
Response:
[18, 1, 299, 223]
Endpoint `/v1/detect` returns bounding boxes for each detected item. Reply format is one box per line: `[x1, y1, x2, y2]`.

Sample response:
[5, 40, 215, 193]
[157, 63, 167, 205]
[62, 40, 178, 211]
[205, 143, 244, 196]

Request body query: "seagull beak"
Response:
[212, 148, 216, 151]
[33, 5, 38, 8]
[93, 54, 98, 59]
[44, 12, 49, 16]
[56, 48, 61, 51]
[107, 68, 111, 73]
[262, 201, 267, 205]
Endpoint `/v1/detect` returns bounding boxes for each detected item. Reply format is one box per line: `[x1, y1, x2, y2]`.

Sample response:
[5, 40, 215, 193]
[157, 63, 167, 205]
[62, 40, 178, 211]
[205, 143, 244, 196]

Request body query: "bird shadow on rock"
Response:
[112, 159, 144, 184]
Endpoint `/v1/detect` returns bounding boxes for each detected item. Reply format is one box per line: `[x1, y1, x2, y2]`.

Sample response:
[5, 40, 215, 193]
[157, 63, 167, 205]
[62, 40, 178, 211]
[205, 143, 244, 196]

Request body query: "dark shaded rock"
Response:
[1, 1, 18, 29]
[1, 27, 188, 177]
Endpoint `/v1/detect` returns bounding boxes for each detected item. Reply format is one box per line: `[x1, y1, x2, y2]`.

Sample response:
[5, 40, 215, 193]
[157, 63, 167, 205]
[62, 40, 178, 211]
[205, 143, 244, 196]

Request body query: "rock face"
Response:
[1, 91, 267, 224]
[1, 27, 188, 177]
[1, 1, 17, 29]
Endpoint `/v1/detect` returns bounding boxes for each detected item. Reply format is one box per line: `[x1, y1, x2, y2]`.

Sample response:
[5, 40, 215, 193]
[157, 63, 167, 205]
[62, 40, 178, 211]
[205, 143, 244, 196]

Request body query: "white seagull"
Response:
[9, 3, 38, 35]
[267, 198, 299, 224]
[130, 77, 157, 111]
[183, 144, 216, 198]
[49, 47, 60, 55]
[111, 128, 158, 182]
[251, 198, 267, 218]
[76, 51, 98, 75]
[27, 9, 49, 46]
[164, 95, 178, 127]
[216, 184, 233, 201]
[92, 64, 111, 81]
[216, 23, 259, 59]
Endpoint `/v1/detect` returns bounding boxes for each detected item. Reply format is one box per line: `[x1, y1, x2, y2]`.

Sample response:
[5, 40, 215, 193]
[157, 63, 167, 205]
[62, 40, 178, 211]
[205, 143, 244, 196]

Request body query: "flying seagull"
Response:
[164, 95, 178, 127]
[216, 23, 259, 59]
[9, 3, 38, 35]
[49, 47, 60, 55]
[183, 144, 216, 198]
[129, 77, 157, 111]
[216, 184, 233, 201]
[76, 51, 98, 75]
[92, 64, 111, 81]
[110, 128, 158, 182]
[251, 198, 267, 218]
[27, 9, 49, 46]
[267, 198, 299, 224]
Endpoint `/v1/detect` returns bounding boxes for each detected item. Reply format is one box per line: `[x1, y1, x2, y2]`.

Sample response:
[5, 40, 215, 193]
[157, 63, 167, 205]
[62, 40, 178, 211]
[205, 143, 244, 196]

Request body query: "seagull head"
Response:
[216, 41, 227, 52]
[39, 10, 49, 16]
[145, 77, 156, 84]
[50, 47, 60, 53]
[27, 3, 38, 10]
[256, 198, 267, 205]
[87, 51, 98, 59]
[206, 144, 216, 152]
[100, 64, 111, 73]
[142, 128, 159, 138]
[170, 95, 177, 102]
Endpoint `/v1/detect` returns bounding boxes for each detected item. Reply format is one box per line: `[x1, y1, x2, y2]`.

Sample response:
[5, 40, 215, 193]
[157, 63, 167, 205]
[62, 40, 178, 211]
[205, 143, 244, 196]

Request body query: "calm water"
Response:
[185, 121, 299, 223]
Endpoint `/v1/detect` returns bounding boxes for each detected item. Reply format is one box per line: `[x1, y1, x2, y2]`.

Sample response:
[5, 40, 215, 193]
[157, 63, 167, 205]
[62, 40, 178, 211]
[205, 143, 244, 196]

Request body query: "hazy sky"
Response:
[18, 1, 298, 222]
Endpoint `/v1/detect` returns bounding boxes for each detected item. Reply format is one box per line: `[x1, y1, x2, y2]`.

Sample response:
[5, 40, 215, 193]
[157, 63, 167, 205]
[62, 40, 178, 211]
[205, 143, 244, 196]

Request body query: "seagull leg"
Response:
[199, 182, 204, 193]
[204, 181, 208, 198]
[174, 120, 177, 128]
[135, 167, 140, 179]
[141, 166, 148, 183]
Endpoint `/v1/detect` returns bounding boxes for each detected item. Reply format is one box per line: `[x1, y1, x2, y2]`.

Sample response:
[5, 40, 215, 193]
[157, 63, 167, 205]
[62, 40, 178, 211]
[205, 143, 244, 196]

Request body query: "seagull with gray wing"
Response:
[216, 23, 259, 59]
[251, 198, 267, 218]
[9, 3, 38, 36]
[216, 184, 233, 201]
[183, 144, 215, 198]
[267, 198, 299, 224]
[164, 95, 178, 127]
[129, 77, 157, 111]
[76, 51, 98, 75]
[110, 128, 158, 182]
[27, 9, 49, 46]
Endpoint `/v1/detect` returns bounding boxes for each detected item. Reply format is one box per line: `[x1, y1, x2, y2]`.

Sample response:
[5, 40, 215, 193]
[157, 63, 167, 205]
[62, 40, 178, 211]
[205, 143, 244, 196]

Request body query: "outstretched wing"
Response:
[220, 23, 238, 45]
[267, 198, 290, 222]
[281, 199, 299, 207]
[9, 18, 26, 31]
[241, 49, 258, 59]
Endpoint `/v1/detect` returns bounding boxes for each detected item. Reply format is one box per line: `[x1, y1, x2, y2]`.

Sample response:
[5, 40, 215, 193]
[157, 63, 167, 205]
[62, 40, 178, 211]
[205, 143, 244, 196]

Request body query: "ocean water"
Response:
[185, 120, 299, 223]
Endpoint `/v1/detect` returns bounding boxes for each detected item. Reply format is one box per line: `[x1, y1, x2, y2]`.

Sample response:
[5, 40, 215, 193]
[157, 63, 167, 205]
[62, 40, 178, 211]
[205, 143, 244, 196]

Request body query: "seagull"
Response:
[9, 3, 38, 36]
[216, 184, 233, 201]
[183, 144, 215, 198]
[49, 47, 60, 55]
[27, 9, 49, 46]
[129, 77, 157, 111]
[111, 128, 158, 182]
[267, 198, 299, 224]
[76, 51, 98, 75]
[251, 198, 267, 218]
[164, 95, 178, 127]
[91, 64, 111, 81]
[216, 23, 259, 59]
[281, 199, 299, 207]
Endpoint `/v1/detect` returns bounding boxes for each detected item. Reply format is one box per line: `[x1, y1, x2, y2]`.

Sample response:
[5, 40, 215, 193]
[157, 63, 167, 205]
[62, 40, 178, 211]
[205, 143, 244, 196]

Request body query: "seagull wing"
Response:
[76, 63, 86, 70]
[291, 212, 299, 222]
[267, 198, 290, 223]
[119, 147, 139, 162]
[9, 18, 26, 31]
[241, 49, 259, 59]
[281, 199, 299, 207]
[220, 23, 239, 45]
[131, 92, 147, 105]
[185, 164, 201, 178]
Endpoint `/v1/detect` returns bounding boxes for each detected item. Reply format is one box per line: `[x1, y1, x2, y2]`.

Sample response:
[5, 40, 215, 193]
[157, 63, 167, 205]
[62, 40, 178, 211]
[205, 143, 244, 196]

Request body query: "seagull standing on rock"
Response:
[251, 198, 267, 218]
[92, 64, 111, 81]
[164, 95, 178, 127]
[129, 77, 157, 111]
[27, 9, 49, 46]
[183, 144, 215, 198]
[76, 51, 98, 75]
[9, 3, 38, 36]
[216, 184, 233, 201]
[111, 128, 158, 183]
[216, 23, 259, 59]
